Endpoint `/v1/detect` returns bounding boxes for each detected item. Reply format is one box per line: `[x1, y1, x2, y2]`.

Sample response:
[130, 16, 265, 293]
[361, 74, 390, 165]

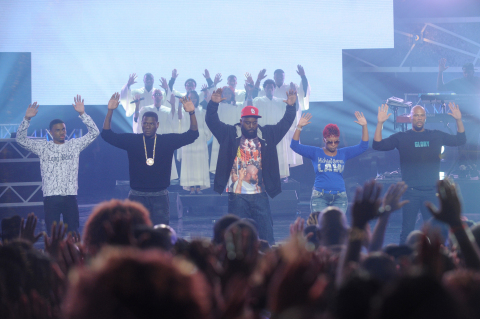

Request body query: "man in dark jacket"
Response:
[206, 88, 297, 244]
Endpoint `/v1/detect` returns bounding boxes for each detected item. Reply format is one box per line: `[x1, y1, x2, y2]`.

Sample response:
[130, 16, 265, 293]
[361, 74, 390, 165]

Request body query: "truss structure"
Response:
[0, 182, 43, 207]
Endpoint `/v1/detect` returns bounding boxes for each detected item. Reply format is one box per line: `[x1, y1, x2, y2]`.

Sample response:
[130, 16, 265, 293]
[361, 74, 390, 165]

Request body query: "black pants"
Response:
[43, 195, 79, 234]
[128, 192, 170, 226]
[400, 187, 437, 244]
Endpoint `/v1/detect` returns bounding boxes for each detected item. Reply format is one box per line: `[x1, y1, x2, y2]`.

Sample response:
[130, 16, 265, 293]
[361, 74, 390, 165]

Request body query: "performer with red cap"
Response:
[206, 88, 297, 245]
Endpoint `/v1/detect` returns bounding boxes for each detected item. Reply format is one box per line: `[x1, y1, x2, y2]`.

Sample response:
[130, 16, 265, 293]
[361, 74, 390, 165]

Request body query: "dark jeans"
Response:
[400, 187, 438, 244]
[43, 195, 79, 234]
[228, 192, 275, 245]
[128, 192, 170, 226]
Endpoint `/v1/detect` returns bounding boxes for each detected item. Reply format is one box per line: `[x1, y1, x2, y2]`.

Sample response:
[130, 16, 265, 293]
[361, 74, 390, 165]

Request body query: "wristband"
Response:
[189, 111, 195, 115]
[296, 126, 303, 131]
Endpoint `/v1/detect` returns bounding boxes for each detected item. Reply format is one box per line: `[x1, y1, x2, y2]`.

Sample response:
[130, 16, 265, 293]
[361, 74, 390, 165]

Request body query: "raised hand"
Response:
[72, 94, 85, 115]
[297, 64, 305, 77]
[210, 88, 227, 103]
[351, 180, 383, 229]
[172, 69, 179, 78]
[426, 179, 462, 227]
[354, 111, 367, 126]
[381, 181, 409, 213]
[44, 221, 68, 258]
[439, 58, 448, 73]
[297, 113, 312, 128]
[377, 104, 391, 123]
[201, 84, 208, 92]
[20, 213, 44, 244]
[214, 73, 223, 86]
[108, 92, 120, 110]
[203, 69, 211, 79]
[245, 72, 254, 85]
[127, 73, 137, 88]
[448, 102, 462, 120]
[289, 217, 305, 238]
[283, 89, 297, 106]
[25, 102, 39, 120]
[179, 96, 195, 113]
[160, 77, 169, 91]
[257, 69, 267, 82]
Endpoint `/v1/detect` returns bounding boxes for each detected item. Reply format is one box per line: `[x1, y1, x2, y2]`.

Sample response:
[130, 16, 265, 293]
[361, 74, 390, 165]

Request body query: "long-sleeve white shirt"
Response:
[15, 113, 100, 196]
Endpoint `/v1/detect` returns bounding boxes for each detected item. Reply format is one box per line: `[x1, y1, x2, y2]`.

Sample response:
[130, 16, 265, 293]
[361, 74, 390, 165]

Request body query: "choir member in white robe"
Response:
[120, 73, 157, 133]
[226, 75, 247, 104]
[257, 66, 311, 168]
[209, 87, 241, 173]
[177, 91, 212, 193]
[134, 89, 179, 180]
[250, 79, 293, 179]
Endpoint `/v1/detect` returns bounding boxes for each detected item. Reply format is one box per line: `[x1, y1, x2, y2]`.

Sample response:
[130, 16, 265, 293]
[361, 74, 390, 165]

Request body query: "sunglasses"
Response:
[325, 140, 340, 145]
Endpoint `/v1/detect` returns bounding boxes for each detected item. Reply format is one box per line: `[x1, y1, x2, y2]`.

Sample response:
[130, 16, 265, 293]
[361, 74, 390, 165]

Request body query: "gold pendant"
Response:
[146, 158, 154, 166]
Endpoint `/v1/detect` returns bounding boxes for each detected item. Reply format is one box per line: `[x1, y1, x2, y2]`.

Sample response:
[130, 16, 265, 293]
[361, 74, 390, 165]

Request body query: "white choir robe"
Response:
[120, 84, 157, 133]
[258, 79, 311, 167]
[177, 107, 212, 190]
[135, 105, 179, 180]
[233, 88, 246, 104]
[209, 102, 241, 173]
[251, 96, 291, 178]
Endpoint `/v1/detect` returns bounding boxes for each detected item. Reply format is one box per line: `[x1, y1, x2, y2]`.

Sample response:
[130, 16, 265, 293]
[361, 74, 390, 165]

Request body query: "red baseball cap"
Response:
[241, 105, 262, 118]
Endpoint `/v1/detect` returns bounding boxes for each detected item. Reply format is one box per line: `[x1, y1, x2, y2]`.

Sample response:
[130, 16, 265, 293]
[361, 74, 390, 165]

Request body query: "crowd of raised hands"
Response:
[2, 178, 480, 319]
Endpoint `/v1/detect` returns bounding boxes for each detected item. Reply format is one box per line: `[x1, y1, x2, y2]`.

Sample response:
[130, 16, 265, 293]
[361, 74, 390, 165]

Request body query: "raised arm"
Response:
[296, 65, 309, 98]
[168, 69, 178, 91]
[374, 104, 391, 142]
[16, 102, 43, 154]
[71, 95, 99, 151]
[120, 73, 137, 116]
[447, 102, 465, 134]
[103, 93, 120, 130]
[205, 88, 229, 140]
[354, 111, 369, 142]
[270, 89, 297, 145]
[179, 96, 198, 131]
[437, 58, 448, 91]
[426, 179, 480, 270]
[292, 113, 311, 141]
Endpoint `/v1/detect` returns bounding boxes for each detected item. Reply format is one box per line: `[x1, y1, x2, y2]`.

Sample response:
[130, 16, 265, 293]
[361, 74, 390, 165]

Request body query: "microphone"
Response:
[130, 97, 145, 104]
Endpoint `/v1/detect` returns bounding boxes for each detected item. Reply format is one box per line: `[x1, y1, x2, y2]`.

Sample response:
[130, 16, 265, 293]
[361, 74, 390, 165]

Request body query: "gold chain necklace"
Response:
[143, 134, 156, 166]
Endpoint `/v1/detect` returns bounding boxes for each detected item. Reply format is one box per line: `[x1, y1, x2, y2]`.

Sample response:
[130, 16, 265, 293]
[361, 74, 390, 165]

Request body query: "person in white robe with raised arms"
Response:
[256, 66, 311, 169]
[176, 91, 212, 194]
[134, 88, 179, 180]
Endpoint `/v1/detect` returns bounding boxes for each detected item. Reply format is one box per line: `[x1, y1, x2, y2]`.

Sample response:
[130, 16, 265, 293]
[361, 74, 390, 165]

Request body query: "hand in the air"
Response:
[203, 69, 211, 79]
[439, 58, 449, 73]
[180, 96, 195, 113]
[257, 69, 267, 81]
[448, 102, 462, 120]
[297, 64, 305, 77]
[354, 111, 367, 126]
[72, 95, 85, 115]
[377, 104, 391, 123]
[210, 88, 227, 103]
[283, 89, 297, 106]
[108, 93, 120, 110]
[245, 72, 254, 85]
[127, 73, 137, 88]
[297, 113, 312, 128]
[426, 179, 463, 227]
[172, 69, 179, 78]
[214, 73, 223, 86]
[25, 102, 39, 120]
[160, 77, 169, 91]
[381, 181, 409, 214]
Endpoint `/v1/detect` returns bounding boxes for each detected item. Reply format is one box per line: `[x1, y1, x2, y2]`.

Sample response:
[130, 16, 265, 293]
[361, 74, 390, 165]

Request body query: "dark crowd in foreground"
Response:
[2, 179, 480, 319]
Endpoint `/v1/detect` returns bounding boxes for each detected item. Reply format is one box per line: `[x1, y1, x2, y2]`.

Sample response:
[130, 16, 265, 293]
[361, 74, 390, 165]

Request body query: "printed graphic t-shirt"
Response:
[226, 136, 265, 194]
